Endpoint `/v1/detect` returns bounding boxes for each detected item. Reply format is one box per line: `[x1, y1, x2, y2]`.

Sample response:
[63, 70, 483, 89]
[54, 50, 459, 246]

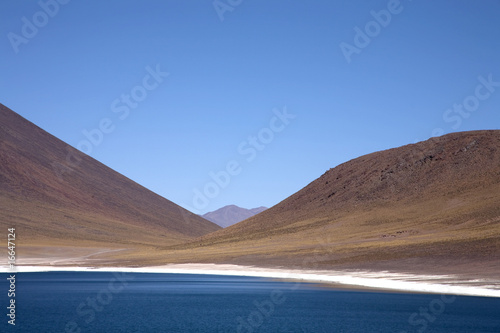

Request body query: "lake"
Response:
[2, 271, 499, 332]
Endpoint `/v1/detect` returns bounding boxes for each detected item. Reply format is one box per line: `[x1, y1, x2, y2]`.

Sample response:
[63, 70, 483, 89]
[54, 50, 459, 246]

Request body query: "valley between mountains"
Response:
[1, 103, 499, 281]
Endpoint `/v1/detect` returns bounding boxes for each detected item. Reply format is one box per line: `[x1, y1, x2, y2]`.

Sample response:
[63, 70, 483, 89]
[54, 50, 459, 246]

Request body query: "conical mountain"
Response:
[0, 103, 220, 261]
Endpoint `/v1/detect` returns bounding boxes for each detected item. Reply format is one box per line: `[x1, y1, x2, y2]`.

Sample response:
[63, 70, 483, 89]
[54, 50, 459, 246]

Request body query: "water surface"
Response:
[2, 272, 499, 332]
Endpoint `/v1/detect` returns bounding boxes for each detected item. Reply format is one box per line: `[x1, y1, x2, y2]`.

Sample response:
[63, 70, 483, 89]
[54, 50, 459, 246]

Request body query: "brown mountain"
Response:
[156, 130, 500, 279]
[202, 205, 267, 228]
[0, 104, 220, 261]
[2, 102, 499, 279]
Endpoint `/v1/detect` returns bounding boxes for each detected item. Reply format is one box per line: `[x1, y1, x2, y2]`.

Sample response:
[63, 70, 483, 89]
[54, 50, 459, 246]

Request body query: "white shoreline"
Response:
[2, 263, 500, 298]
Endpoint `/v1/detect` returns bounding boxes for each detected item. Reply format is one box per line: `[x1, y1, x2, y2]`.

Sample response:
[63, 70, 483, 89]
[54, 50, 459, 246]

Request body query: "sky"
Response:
[1, 0, 499, 214]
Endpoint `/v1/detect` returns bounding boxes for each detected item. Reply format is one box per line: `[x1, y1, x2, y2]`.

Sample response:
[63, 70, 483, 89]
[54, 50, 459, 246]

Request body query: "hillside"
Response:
[3, 102, 498, 279]
[0, 104, 220, 261]
[202, 205, 267, 228]
[151, 131, 500, 279]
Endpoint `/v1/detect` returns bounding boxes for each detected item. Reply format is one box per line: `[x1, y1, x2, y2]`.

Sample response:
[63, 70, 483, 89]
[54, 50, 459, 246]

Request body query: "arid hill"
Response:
[202, 205, 267, 228]
[154, 130, 500, 279]
[2, 101, 498, 279]
[0, 104, 220, 261]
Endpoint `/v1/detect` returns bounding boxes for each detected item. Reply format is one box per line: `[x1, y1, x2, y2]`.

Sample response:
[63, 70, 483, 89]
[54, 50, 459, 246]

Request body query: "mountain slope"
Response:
[0, 104, 220, 258]
[155, 131, 500, 278]
[202, 205, 267, 228]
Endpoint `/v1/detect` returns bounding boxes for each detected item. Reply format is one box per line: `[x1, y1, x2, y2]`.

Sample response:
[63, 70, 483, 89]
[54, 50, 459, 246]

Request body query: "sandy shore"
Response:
[2, 263, 499, 298]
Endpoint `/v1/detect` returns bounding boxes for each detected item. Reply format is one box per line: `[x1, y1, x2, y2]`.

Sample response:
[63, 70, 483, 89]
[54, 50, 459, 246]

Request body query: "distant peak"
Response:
[203, 205, 268, 228]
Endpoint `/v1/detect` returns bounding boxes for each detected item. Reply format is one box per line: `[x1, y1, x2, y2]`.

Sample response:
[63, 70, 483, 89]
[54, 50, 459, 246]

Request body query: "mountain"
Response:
[0, 104, 220, 260]
[158, 131, 500, 279]
[202, 205, 267, 228]
[3, 102, 499, 279]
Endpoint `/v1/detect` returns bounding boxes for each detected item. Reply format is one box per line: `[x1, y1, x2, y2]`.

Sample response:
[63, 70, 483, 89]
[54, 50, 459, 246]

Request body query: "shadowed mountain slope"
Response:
[0, 104, 220, 255]
[202, 205, 267, 228]
[156, 131, 500, 278]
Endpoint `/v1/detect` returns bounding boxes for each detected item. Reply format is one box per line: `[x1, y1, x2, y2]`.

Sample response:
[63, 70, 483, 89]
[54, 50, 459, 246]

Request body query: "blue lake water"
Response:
[1, 271, 499, 332]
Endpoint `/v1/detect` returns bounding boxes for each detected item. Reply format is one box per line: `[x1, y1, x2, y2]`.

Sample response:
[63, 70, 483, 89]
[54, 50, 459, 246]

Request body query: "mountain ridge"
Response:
[0, 103, 220, 257]
[2, 101, 499, 280]
[151, 130, 500, 279]
[202, 130, 500, 239]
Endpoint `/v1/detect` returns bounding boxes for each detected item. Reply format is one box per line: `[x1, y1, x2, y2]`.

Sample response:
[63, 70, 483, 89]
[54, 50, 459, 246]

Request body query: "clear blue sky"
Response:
[1, 0, 499, 214]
